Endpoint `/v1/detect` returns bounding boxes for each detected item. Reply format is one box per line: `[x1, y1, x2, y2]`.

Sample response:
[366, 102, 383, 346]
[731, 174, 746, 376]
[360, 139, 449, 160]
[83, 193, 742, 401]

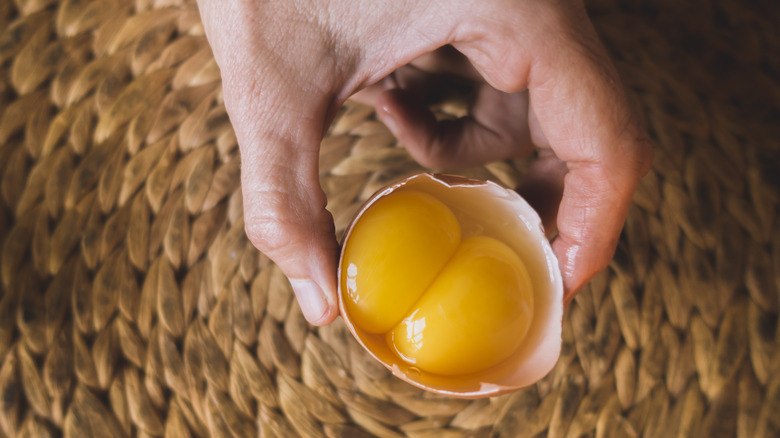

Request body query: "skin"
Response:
[196, 0, 653, 325]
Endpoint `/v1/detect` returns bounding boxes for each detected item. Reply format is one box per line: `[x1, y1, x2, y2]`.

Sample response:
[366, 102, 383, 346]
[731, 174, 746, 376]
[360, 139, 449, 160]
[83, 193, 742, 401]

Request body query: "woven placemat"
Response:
[1, 0, 779, 436]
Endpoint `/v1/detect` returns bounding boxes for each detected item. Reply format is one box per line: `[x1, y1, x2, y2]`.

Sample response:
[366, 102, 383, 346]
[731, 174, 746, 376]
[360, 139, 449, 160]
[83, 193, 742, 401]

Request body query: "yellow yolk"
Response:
[341, 190, 461, 334]
[341, 189, 534, 376]
[387, 236, 534, 375]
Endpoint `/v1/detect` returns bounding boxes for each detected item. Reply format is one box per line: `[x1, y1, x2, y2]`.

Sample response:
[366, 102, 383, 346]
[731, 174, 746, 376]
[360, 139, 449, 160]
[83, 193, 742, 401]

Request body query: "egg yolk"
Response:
[342, 190, 461, 334]
[342, 189, 534, 376]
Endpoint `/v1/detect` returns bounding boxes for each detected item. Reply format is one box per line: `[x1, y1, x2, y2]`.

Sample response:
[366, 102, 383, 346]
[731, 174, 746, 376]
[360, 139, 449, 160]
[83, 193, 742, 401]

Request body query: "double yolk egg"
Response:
[341, 190, 534, 376]
[338, 173, 563, 398]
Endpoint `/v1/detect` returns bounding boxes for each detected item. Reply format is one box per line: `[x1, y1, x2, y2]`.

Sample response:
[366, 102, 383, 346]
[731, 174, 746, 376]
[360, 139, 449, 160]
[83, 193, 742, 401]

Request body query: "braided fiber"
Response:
[0, 0, 779, 436]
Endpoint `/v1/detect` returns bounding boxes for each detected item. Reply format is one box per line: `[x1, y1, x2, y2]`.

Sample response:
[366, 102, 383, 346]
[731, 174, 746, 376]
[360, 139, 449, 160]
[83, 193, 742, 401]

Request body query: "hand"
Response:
[196, 0, 653, 324]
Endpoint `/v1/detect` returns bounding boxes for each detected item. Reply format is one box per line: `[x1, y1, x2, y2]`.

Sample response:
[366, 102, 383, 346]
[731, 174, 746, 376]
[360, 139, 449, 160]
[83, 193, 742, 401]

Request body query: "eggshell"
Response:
[337, 173, 564, 398]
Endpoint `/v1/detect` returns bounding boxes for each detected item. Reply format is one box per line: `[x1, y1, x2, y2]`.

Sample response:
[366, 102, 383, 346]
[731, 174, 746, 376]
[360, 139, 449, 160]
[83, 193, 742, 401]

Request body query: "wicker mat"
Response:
[1, 0, 779, 436]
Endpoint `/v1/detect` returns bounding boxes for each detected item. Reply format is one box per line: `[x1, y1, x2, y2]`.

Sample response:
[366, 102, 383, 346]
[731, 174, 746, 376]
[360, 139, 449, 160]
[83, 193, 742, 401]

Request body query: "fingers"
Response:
[240, 137, 340, 326]
[537, 32, 652, 299]
[212, 34, 341, 326]
[215, 63, 343, 326]
[224, 67, 340, 326]
[455, 4, 653, 297]
[531, 12, 653, 297]
[375, 87, 533, 169]
[197, 0, 349, 326]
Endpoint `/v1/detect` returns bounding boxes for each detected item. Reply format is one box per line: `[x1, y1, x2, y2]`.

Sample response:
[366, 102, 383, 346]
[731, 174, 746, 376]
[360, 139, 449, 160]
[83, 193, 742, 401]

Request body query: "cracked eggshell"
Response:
[337, 173, 563, 398]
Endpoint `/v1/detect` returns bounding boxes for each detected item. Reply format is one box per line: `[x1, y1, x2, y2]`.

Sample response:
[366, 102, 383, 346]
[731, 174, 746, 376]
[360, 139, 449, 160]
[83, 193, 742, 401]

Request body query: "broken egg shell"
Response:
[337, 172, 564, 398]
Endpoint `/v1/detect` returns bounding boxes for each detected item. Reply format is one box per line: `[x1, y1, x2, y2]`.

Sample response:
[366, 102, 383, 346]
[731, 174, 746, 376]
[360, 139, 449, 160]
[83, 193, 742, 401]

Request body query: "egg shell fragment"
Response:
[337, 173, 564, 398]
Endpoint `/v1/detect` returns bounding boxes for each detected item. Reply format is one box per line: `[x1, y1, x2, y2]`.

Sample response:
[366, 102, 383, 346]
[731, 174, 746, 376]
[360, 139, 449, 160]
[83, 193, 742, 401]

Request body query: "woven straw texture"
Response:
[1, 0, 779, 436]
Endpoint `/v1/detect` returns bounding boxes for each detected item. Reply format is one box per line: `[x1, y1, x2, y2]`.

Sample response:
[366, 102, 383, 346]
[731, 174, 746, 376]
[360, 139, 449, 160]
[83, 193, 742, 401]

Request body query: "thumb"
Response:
[240, 133, 340, 326]
[195, 0, 360, 326]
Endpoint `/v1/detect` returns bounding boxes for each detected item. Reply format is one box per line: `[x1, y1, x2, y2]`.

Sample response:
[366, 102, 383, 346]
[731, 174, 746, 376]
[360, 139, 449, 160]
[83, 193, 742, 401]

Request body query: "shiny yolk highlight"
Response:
[342, 189, 535, 376]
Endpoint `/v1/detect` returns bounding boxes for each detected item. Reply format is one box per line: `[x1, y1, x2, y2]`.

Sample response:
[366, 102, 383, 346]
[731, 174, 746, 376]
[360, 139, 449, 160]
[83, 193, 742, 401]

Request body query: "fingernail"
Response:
[289, 278, 329, 324]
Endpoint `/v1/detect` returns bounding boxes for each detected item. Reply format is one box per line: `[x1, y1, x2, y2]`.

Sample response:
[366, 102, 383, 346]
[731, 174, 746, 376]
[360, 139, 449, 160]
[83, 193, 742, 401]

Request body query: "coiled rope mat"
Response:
[1, 0, 779, 436]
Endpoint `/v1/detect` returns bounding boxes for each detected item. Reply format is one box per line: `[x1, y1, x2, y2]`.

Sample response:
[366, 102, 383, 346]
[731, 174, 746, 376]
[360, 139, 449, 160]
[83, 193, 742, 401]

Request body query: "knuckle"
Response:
[244, 215, 289, 255]
[242, 186, 333, 262]
[242, 189, 303, 257]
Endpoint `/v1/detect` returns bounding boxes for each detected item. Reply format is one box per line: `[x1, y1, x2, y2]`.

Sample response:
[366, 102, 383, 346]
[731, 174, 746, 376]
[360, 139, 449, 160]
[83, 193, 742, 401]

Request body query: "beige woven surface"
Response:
[1, 0, 779, 436]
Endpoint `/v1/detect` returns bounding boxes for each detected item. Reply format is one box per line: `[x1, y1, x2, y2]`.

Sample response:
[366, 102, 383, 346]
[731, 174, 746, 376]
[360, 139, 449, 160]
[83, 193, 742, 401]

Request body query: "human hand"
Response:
[196, 0, 653, 324]
[352, 46, 654, 306]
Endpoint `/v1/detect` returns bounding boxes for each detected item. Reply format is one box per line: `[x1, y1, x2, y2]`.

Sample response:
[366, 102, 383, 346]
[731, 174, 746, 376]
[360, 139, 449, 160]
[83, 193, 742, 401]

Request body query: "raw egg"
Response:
[338, 173, 563, 398]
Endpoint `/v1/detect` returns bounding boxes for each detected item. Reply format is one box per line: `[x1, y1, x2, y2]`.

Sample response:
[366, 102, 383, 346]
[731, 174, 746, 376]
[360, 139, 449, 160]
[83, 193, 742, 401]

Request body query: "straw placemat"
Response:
[1, 0, 779, 436]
